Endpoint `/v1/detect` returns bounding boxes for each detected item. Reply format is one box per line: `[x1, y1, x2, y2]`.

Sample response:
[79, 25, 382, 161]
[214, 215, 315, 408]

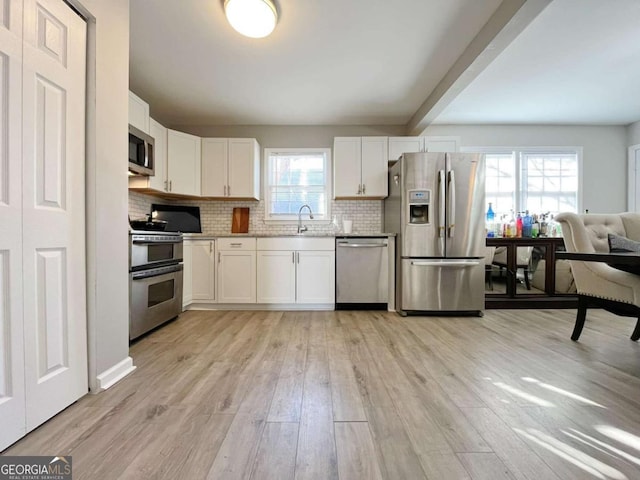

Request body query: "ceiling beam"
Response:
[406, 0, 552, 135]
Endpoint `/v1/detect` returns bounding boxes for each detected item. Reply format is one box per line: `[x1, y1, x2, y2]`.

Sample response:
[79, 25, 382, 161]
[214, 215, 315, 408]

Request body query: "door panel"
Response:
[22, 0, 87, 431]
[400, 259, 484, 312]
[257, 251, 296, 303]
[401, 152, 446, 258]
[218, 251, 256, 303]
[297, 251, 335, 304]
[190, 240, 215, 302]
[446, 153, 485, 258]
[201, 138, 227, 197]
[228, 138, 255, 197]
[360, 136, 388, 197]
[0, 0, 25, 452]
[333, 137, 361, 198]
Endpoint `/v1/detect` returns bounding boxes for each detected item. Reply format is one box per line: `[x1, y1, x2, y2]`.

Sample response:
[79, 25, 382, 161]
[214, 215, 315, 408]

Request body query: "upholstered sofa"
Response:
[555, 212, 640, 341]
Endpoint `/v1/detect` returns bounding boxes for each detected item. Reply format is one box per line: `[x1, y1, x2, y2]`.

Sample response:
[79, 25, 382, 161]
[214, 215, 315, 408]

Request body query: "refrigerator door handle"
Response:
[411, 260, 480, 267]
[438, 169, 446, 255]
[448, 170, 456, 238]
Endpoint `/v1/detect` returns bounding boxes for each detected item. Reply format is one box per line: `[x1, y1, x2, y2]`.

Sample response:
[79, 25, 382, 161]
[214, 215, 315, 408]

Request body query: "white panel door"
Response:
[21, 0, 87, 431]
[361, 136, 388, 198]
[218, 251, 256, 303]
[296, 251, 335, 304]
[0, 0, 26, 451]
[167, 129, 201, 196]
[148, 118, 167, 192]
[228, 138, 257, 198]
[333, 137, 362, 198]
[191, 240, 216, 302]
[201, 138, 227, 197]
[388, 136, 423, 161]
[257, 251, 296, 303]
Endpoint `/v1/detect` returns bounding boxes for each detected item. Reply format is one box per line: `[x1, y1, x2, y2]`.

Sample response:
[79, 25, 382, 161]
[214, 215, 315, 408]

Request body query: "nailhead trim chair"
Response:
[555, 212, 640, 341]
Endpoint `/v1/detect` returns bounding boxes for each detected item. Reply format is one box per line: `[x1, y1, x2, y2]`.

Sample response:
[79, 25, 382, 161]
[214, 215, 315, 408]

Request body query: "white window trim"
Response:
[461, 145, 583, 214]
[263, 147, 332, 224]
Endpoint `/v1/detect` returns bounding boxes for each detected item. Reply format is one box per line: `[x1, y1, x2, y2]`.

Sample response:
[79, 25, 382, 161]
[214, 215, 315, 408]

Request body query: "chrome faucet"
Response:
[297, 204, 314, 234]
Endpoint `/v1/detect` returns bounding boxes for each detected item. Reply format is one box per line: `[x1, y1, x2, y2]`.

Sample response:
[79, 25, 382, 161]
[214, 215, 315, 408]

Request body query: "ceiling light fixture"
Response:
[224, 0, 278, 39]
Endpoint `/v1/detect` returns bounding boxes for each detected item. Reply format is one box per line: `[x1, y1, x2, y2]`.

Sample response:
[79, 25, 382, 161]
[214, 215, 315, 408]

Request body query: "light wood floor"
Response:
[6, 308, 640, 479]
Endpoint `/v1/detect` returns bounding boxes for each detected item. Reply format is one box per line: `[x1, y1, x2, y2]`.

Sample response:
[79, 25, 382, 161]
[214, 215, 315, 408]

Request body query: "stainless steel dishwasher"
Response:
[336, 237, 389, 309]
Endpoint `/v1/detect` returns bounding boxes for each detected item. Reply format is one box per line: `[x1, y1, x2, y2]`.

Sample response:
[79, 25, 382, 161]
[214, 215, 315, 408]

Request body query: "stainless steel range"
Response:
[129, 230, 184, 340]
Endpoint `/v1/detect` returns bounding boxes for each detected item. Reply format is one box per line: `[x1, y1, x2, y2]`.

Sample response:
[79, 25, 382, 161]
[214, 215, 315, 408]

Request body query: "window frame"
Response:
[263, 147, 332, 224]
[461, 145, 583, 215]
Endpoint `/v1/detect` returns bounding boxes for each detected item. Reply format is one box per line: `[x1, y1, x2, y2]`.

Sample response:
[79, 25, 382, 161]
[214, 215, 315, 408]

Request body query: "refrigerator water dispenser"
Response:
[408, 190, 430, 224]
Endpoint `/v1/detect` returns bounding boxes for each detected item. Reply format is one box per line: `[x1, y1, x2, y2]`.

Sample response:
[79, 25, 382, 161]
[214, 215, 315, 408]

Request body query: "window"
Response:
[467, 147, 581, 217]
[264, 148, 331, 222]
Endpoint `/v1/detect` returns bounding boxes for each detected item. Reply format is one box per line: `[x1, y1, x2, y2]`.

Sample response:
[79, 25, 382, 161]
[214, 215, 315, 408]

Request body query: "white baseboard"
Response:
[95, 356, 136, 391]
[186, 303, 335, 311]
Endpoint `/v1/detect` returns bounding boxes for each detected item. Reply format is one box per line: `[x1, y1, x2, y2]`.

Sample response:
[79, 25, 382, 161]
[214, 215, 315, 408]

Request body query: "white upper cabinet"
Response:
[167, 129, 201, 196]
[202, 138, 260, 199]
[334, 136, 388, 199]
[148, 118, 167, 191]
[128, 91, 150, 134]
[388, 135, 461, 160]
[424, 136, 460, 153]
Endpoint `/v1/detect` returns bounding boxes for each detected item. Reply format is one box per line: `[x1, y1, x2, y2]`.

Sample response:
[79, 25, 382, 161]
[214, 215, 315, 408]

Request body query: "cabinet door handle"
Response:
[164, 180, 168, 191]
[292, 252, 295, 263]
[169, 180, 172, 191]
[362, 184, 366, 195]
[230, 243, 242, 247]
[357, 184, 361, 195]
[227, 185, 230, 196]
[218, 252, 221, 263]
[297, 251, 300, 264]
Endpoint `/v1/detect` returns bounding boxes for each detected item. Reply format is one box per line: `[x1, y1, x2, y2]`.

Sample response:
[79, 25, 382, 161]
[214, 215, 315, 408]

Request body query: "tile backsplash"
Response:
[128, 191, 383, 235]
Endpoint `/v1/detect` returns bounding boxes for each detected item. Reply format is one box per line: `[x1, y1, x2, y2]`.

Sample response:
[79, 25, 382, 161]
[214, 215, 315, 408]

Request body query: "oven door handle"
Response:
[131, 238, 183, 245]
[131, 264, 183, 280]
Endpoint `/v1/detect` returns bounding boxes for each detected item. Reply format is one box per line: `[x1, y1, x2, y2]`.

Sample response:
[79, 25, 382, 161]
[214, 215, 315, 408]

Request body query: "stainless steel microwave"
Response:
[129, 124, 155, 176]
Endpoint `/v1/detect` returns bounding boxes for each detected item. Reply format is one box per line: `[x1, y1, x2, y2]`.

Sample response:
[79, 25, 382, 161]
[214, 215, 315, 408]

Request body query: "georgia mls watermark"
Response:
[0, 456, 72, 480]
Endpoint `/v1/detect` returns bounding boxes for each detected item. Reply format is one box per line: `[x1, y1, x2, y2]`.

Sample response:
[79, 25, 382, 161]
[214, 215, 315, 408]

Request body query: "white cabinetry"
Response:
[257, 238, 335, 305]
[128, 117, 168, 193]
[128, 91, 149, 133]
[334, 136, 388, 199]
[187, 239, 216, 303]
[167, 129, 201, 196]
[217, 238, 257, 303]
[388, 136, 461, 161]
[202, 138, 260, 199]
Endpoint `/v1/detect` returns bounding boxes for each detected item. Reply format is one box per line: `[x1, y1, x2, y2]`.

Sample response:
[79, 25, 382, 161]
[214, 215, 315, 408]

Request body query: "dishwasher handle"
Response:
[337, 242, 387, 248]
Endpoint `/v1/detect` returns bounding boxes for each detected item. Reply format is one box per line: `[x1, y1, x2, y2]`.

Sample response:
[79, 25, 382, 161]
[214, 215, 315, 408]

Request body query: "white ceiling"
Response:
[433, 0, 640, 125]
[129, 0, 640, 128]
[129, 0, 503, 126]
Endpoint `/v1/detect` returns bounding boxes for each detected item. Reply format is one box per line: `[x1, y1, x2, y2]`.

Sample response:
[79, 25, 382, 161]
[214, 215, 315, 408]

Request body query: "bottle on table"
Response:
[486, 203, 495, 237]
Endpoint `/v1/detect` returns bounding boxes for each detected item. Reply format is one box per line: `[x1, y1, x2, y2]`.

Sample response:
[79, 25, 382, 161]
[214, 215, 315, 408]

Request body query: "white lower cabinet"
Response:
[296, 251, 335, 304]
[257, 251, 296, 303]
[183, 241, 193, 306]
[191, 240, 216, 302]
[217, 238, 257, 303]
[257, 238, 335, 305]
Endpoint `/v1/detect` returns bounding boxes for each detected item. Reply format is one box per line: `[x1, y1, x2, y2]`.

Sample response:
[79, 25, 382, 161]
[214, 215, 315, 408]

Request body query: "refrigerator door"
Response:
[401, 152, 446, 258]
[400, 258, 484, 312]
[445, 153, 485, 258]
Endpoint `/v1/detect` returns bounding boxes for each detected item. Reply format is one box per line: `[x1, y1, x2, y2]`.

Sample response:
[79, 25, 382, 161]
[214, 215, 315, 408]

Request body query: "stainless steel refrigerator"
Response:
[384, 152, 485, 315]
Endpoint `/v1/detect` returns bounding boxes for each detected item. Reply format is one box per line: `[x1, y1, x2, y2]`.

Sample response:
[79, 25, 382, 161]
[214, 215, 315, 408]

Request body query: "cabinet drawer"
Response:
[257, 237, 334, 251]
[217, 237, 256, 251]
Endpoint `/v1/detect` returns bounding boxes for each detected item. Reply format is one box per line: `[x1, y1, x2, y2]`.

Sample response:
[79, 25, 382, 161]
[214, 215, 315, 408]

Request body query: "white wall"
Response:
[628, 121, 640, 146]
[73, 0, 132, 391]
[423, 124, 628, 213]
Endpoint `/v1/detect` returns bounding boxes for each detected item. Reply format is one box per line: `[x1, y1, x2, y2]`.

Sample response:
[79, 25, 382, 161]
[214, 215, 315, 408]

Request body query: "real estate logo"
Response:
[0, 456, 72, 480]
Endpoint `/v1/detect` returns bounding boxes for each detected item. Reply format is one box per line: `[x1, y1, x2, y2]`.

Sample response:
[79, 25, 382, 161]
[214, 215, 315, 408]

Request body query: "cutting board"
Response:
[231, 207, 250, 233]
